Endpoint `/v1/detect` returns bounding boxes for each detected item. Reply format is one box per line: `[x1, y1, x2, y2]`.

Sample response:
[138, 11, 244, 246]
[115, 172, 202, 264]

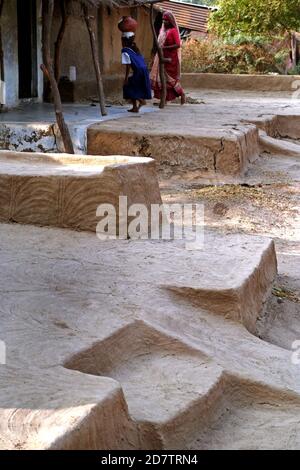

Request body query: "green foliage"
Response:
[182, 37, 290, 75]
[287, 64, 300, 75]
[175, 0, 218, 5]
[200, 0, 218, 5]
[223, 34, 268, 47]
[209, 0, 300, 37]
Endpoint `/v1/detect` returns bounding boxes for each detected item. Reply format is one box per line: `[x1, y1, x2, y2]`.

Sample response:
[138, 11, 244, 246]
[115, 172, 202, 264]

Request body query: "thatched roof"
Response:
[79, 0, 136, 6]
[58, 0, 164, 16]
[78, 0, 118, 6]
[78, 0, 163, 7]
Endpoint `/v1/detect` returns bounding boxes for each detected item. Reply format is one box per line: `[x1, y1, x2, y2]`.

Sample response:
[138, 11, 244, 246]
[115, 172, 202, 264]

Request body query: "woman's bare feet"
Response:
[153, 101, 168, 107]
[138, 99, 146, 110]
[128, 100, 139, 113]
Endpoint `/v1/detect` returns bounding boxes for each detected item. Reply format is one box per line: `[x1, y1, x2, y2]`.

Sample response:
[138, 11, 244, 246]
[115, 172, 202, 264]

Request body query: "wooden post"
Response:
[291, 32, 297, 69]
[41, 0, 74, 154]
[54, 0, 70, 82]
[83, 3, 107, 116]
[0, 0, 5, 86]
[150, 4, 166, 109]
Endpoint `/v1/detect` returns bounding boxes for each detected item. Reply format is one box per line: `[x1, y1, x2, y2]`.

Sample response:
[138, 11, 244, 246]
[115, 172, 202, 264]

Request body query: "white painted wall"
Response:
[2, 0, 18, 107]
[2, 0, 43, 108]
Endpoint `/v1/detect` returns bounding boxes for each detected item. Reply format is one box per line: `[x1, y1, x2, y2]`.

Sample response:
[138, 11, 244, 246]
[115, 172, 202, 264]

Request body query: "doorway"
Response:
[17, 0, 38, 99]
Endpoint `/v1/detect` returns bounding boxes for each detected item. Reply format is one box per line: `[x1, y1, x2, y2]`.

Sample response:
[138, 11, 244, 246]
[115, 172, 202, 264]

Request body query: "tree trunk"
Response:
[291, 32, 297, 69]
[0, 0, 4, 80]
[150, 4, 166, 109]
[41, 0, 74, 154]
[54, 0, 70, 82]
[0, 0, 5, 110]
[83, 4, 107, 116]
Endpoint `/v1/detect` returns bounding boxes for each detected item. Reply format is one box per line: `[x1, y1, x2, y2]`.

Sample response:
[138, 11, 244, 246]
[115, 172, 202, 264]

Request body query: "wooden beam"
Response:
[150, 4, 166, 108]
[41, 0, 74, 154]
[83, 3, 107, 116]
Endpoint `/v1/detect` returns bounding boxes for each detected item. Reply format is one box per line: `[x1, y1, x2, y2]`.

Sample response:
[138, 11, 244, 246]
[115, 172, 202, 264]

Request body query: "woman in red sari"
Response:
[150, 11, 185, 104]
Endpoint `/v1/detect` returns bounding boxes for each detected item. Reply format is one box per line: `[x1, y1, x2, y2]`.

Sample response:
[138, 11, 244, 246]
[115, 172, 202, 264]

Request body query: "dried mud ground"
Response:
[160, 99, 300, 352]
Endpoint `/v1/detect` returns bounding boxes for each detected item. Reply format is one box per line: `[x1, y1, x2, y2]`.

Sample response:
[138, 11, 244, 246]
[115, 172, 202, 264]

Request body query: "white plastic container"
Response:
[69, 66, 77, 82]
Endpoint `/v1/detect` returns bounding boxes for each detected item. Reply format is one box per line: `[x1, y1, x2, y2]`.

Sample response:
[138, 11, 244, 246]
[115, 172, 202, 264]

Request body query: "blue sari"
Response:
[122, 47, 152, 100]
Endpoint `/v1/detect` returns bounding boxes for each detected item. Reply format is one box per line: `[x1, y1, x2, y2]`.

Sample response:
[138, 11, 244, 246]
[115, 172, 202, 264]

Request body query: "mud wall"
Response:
[100, 5, 153, 74]
[52, 3, 153, 101]
[182, 73, 300, 92]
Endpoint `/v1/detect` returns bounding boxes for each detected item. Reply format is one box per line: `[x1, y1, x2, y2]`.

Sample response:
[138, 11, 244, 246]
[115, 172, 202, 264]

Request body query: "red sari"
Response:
[150, 12, 184, 102]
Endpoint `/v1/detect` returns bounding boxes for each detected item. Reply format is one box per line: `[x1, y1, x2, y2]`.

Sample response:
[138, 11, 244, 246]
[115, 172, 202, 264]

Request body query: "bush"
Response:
[287, 64, 300, 75]
[181, 37, 290, 75]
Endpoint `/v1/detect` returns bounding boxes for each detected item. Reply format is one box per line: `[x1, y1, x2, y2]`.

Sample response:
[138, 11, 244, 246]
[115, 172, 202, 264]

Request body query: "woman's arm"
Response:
[163, 44, 180, 50]
[121, 51, 131, 84]
[124, 64, 130, 84]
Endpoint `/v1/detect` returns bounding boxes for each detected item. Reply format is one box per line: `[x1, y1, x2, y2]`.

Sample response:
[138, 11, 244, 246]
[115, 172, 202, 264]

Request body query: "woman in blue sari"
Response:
[121, 32, 152, 113]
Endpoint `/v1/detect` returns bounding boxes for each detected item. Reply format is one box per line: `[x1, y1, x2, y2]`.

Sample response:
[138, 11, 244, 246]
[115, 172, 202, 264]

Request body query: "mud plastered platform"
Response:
[2, 223, 296, 450]
[0, 150, 161, 232]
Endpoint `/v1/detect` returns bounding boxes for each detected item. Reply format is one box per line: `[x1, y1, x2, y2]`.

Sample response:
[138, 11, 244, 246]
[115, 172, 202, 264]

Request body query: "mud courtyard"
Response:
[0, 88, 299, 450]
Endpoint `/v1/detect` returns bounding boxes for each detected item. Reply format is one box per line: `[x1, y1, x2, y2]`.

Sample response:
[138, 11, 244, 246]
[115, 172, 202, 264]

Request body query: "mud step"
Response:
[64, 320, 226, 448]
[188, 378, 300, 450]
[87, 112, 259, 177]
[259, 132, 300, 156]
[0, 223, 279, 449]
[65, 321, 300, 450]
[0, 150, 161, 232]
